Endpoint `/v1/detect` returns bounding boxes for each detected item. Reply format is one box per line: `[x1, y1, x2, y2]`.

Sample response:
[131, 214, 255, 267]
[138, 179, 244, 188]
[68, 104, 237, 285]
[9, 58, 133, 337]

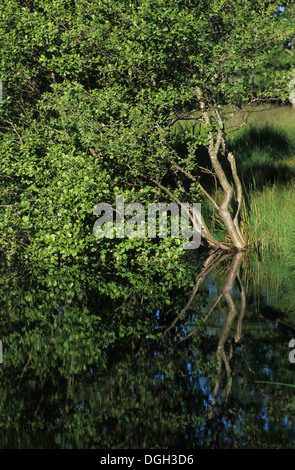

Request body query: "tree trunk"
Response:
[195, 86, 247, 251]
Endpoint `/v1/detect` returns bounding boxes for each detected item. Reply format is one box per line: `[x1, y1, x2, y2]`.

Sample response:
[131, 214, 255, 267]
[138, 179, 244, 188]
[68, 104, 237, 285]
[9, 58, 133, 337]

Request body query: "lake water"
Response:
[0, 249, 295, 449]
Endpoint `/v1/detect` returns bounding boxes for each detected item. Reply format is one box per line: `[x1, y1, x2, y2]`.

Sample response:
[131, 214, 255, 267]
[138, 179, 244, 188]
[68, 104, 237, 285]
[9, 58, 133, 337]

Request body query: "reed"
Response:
[241, 183, 295, 254]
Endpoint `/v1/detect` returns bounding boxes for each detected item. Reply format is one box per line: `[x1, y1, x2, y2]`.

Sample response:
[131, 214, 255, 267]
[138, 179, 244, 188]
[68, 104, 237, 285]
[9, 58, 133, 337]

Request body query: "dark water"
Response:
[1, 249, 295, 449]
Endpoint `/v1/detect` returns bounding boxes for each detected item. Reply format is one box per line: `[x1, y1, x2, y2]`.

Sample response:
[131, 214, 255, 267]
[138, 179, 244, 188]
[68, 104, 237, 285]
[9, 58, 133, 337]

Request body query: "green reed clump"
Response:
[241, 183, 295, 254]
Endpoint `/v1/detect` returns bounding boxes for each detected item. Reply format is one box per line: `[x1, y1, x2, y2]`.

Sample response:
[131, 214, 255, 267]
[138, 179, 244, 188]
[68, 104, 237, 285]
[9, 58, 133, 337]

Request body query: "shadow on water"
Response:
[0, 249, 295, 449]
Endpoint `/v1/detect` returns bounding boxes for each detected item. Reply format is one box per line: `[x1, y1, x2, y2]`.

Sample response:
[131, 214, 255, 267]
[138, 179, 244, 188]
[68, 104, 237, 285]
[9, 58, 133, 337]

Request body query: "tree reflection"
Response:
[0, 250, 294, 448]
[160, 251, 246, 422]
[206, 252, 246, 419]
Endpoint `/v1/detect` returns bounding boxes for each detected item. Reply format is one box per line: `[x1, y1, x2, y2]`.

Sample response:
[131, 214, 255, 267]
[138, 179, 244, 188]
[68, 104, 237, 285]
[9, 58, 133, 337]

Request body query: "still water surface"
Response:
[0, 250, 295, 449]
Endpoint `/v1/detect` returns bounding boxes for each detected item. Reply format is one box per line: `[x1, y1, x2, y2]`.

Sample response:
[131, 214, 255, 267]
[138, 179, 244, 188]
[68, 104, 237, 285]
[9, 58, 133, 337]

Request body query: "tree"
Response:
[252, 3, 295, 104]
[0, 0, 293, 261]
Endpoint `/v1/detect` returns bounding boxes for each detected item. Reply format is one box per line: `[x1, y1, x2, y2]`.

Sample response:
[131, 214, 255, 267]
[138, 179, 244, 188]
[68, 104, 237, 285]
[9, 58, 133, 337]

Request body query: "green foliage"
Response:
[1, 1, 295, 449]
[250, 2, 295, 97]
[0, 0, 294, 261]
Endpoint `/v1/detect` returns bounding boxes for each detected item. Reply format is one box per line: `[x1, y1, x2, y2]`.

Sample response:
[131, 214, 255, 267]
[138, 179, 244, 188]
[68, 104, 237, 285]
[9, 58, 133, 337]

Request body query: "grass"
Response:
[241, 183, 295, 254]
[225, 103, 295, 132]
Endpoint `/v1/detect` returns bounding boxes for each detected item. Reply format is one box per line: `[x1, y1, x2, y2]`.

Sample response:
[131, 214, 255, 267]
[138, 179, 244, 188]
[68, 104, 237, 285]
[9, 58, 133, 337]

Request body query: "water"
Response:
[0, 249, 295, 449]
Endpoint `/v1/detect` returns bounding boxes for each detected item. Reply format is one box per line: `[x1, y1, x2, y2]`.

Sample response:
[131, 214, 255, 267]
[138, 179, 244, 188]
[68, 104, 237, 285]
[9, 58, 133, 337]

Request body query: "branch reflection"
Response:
[165, 250, 246, 419]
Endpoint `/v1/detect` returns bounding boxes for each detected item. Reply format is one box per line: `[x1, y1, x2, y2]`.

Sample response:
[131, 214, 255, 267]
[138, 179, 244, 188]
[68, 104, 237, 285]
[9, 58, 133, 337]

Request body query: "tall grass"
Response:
[241, 183, 295, 254]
